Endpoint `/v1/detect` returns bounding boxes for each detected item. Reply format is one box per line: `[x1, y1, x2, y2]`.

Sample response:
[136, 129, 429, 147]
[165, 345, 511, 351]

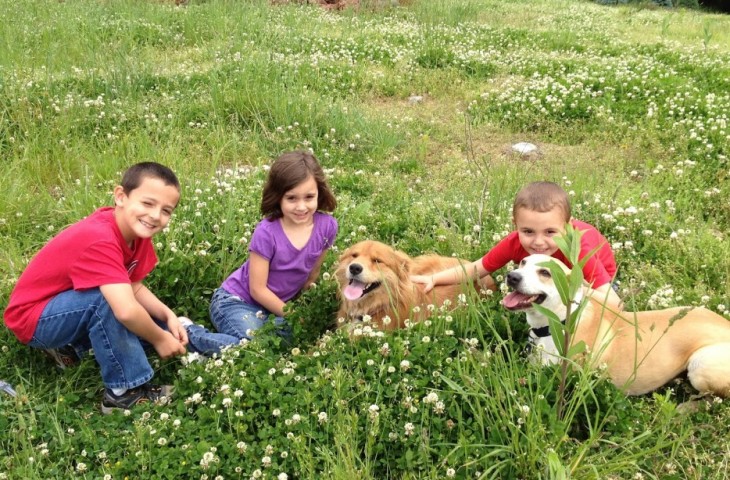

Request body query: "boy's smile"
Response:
[114, 177, 180, 245]
[514, 207, 567, 256]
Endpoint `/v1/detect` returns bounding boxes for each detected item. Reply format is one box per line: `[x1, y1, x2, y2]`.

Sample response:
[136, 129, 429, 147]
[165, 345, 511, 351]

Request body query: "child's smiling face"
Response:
[513, 207, 568, 256]
[114, 176, 180, 245]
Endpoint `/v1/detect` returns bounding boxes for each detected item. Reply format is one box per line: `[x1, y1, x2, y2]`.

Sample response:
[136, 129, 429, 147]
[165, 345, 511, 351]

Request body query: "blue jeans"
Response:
[185, 324, 240, 356]
[209, 287, 288, 341]
[28, 288, 156, 390]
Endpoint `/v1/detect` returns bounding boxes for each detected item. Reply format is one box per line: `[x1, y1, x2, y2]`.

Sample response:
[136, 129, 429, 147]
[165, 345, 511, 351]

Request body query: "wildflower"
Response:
[446, 468, 456, 477]
[404, 422, 415, 436]
[318, 412, 328, 424]
[262, 456, 272, 467]
[237, 442, 248, 453]
[278, 474, 289, 480]
[400, 360, 411, 371]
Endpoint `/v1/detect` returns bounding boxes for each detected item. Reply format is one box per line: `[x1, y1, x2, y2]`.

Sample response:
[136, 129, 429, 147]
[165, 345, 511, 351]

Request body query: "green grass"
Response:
[1, 0, 730, 478]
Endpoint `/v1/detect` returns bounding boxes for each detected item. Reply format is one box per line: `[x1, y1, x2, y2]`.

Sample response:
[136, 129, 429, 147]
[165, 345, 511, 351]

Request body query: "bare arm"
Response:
[248, 252, 286, 317]
[411, 259, 491, 293]
[132, 282, 188, 346]
[99, 283, 186, 359]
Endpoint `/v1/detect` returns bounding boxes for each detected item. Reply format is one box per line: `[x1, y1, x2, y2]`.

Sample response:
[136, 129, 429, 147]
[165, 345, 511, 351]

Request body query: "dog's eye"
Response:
[372, 258, 381, 264]
[351, 253, 359, 258]
[538, 268, 551, 278]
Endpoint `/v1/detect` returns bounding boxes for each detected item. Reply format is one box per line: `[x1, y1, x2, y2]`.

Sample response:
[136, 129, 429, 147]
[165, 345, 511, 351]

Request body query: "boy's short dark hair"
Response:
[121, 162, 180, 194]
[513, 181, 571, 222]
[261, 151, 337, 219]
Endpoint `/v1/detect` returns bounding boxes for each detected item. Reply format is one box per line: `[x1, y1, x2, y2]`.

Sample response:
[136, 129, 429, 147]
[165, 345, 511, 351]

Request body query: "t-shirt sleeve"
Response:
[481, 233, 520, 273]
[324, 215, 338, 249]
[579, 236, 612, 287]
[70, 241, 133, 290]
[249, 221, 275, 261]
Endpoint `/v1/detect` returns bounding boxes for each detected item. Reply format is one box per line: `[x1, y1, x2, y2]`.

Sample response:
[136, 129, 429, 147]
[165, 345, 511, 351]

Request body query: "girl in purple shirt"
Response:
[183, 151, 338, 355]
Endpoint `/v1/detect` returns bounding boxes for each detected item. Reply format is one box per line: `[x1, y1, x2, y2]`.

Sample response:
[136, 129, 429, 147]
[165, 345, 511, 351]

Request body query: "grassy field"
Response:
[1, 0, 730, 478]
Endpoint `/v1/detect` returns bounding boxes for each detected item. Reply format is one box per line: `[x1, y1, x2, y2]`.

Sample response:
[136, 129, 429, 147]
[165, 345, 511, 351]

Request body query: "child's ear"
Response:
[113, 185, 126, 206]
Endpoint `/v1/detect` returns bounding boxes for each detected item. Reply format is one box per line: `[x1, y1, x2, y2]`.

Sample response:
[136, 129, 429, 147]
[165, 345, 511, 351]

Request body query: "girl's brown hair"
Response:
[261, 151, 337, 219]
[512, 181, 571, 222]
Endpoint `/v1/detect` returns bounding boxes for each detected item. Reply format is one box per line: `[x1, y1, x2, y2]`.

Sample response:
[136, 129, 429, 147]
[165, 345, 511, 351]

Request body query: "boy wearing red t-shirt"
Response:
[3, 162, 188, 414]
[412, 181, 621, 305]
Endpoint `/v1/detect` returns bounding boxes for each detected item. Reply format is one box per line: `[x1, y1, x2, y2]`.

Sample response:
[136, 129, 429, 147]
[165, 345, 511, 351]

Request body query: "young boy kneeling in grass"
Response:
[3, 162, 188, 414]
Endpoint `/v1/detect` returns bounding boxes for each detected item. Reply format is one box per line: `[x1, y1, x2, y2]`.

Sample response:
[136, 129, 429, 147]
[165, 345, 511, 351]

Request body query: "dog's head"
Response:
[502, 254, 572, 323]
[334, 240, 412, 305]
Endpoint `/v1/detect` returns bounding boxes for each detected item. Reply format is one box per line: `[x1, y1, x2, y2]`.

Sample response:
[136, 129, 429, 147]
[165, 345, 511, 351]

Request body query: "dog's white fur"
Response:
[503, 254, 730, 397]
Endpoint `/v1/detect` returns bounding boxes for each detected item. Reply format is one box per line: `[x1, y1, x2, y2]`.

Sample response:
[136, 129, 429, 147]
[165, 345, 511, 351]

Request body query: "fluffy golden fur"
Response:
[335, 240, 490, 330]
[503, 254, 730, 397]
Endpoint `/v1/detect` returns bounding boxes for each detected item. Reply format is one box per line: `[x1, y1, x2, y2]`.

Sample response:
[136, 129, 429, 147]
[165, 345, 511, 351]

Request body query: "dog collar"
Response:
[530, 319, 565, 339]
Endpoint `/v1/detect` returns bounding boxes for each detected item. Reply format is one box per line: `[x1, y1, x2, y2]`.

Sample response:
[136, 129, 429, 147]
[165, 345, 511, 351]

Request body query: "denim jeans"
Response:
[28, 288, 156, 390]
[209, 287, 288, 341]
[185, 324, 240, 356]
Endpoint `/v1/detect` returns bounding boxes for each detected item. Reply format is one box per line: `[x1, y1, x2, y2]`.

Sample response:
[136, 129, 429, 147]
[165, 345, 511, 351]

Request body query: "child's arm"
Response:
[132, 282, 189, 346]
[248, 252, 286, 317]
[411, 259, 490, 293]
[99, 283, 186, 359]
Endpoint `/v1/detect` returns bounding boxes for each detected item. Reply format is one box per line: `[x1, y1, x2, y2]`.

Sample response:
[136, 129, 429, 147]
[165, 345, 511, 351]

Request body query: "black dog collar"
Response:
[530, 319, 566, 339]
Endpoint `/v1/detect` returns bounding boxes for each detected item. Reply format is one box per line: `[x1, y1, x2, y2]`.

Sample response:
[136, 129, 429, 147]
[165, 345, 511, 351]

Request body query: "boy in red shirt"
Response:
[412, 181, 621, 305]
[4, 162, 188, 414]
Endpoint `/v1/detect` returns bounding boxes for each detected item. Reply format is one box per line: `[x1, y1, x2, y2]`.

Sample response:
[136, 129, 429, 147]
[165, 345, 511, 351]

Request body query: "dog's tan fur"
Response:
[335, 240, 489, 330]
[504, 254, 730, 397]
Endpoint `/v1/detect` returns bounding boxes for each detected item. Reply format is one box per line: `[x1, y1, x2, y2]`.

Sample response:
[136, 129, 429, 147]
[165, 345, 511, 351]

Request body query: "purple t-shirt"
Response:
[222, 212, 338, 307]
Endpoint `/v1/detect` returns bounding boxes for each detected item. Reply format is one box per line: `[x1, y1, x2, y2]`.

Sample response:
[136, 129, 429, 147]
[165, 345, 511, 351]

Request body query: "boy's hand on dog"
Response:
[410, 275, 435, 293]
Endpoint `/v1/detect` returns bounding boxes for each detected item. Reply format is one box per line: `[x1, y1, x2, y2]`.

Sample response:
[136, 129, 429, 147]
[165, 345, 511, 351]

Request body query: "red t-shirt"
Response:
[4, 207, 158, 344]
[481, 219, 617, 287]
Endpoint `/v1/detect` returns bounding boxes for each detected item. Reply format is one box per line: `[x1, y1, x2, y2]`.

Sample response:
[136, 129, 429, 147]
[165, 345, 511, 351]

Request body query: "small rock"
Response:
[408, 95, 424, 104]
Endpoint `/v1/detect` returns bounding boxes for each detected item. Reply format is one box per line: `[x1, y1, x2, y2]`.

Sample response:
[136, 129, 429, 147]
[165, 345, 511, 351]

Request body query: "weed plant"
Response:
[1, 0, 730, 478]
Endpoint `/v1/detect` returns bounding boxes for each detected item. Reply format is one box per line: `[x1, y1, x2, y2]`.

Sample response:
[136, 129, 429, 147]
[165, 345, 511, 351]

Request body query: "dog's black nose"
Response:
[349, 263, 363, 276]
[506, 271, 522, 288]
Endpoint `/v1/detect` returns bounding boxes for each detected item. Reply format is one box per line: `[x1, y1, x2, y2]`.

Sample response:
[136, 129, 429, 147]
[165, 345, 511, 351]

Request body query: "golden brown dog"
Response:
[335, 240, 490, 330]
[503, 254, 730, 397]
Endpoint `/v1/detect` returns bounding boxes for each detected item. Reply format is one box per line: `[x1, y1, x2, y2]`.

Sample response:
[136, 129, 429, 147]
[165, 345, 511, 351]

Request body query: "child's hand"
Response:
[167, 316, 189, 346]
[154, 333, 186, 359]
[411, 275, 435, 293]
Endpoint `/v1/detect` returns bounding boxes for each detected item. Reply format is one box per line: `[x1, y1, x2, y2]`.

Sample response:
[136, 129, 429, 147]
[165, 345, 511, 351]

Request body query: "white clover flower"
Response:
[278, 474, 289, 480]
[422, 336, 431, 343]
[76, 462, 87, 473]
[423, 392, 439, 404]
[237, 441, 248, 453]
[404, 422, 415, 436]
[446, 468, 456, 477]
[262, 456, 272, 467]
[400, 360, 411, 371]
[318, 412, 328, 424]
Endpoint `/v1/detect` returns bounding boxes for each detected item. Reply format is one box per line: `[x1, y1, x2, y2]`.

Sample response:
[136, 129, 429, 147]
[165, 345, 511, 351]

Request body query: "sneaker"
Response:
[43, 345, 80, 369]
[101, 383, 174, 415]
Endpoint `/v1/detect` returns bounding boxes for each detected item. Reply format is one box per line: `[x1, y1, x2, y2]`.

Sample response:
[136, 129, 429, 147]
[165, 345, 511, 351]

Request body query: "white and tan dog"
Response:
[503, 254, 730, 397]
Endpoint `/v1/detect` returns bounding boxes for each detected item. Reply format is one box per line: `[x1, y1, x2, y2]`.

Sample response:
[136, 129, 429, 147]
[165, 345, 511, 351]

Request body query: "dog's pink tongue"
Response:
[344, 280, 366, 300]
[502, 291, 532, 310]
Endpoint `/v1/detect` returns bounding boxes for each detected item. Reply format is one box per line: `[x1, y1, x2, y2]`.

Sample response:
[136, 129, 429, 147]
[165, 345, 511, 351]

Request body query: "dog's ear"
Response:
[392, 249, 412, 280]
